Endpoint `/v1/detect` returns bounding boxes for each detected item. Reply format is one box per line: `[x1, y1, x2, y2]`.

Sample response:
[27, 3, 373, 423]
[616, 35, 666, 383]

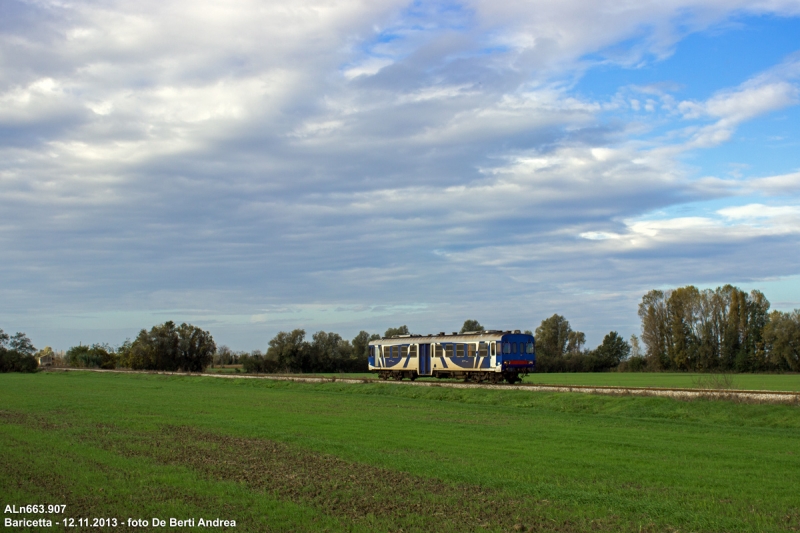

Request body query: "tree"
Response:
[266, 329, 308, 372]
[126, 321, 215, 372]
[66, 344, 116, 369]
[116, 339, 133, 368]
[566, 331, 586, 354]
[67, 345, 91, 367]
[9, 332, 36, 356]
[351, 331, 372, 360]
[764, 310, 800, 371]
[629, 335, 642, 358]
[667, 286, 701, 370]
[310, 331, 349, 372]
[638, 290, 671, 370]
[384, 325, 409, 338]
[241, 349, 279, 373]
[0, 329, 38, 373]
[176, 323, 216, 372]
[535, 314, 573, 359]
[460, 320, 484, 333]
[215, 345, 233, 366]
[742, 290, 770, 371]
[594, 331, 630, 369]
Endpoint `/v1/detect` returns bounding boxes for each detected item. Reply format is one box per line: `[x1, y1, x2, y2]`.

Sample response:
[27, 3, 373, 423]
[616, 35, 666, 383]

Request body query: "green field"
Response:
[284, 371, 800, 391]
[524, 372, 800, 391]
[2, 372, 800, 532]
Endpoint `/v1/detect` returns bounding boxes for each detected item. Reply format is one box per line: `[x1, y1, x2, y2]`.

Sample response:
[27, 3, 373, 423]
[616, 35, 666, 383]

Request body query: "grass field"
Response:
[288, 371, 800, 391]
[524, 372, 800, 391]
[2, 372, 799, 532]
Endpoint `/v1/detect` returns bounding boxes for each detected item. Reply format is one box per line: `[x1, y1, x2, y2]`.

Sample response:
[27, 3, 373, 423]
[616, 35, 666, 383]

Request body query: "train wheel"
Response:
[409, 373, 417, 381]
[506, 373, 519, 384]
[392, 372, 403, 381]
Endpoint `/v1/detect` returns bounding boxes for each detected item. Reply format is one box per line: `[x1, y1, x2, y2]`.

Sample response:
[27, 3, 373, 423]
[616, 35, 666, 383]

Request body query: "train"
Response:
[368, 330, 535, 383]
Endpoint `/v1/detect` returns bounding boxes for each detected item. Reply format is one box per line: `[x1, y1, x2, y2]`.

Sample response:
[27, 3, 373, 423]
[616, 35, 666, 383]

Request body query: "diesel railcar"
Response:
[368, 330, 535, 384]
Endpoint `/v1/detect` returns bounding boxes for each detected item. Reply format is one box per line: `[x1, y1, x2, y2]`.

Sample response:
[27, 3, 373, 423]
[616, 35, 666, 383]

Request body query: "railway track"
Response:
[45, 367, 800, 403]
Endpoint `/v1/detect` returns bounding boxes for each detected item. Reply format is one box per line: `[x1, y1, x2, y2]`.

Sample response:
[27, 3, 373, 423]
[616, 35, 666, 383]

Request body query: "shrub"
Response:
[0, 348, 38, 373]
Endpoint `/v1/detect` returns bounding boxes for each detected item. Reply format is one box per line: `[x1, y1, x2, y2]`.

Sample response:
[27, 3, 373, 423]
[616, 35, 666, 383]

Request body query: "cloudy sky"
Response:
[2, 0, 800, 351]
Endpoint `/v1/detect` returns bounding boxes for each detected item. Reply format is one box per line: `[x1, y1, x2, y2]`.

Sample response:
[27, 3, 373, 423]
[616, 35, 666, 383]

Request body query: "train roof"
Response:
[369, 330, 533, 346]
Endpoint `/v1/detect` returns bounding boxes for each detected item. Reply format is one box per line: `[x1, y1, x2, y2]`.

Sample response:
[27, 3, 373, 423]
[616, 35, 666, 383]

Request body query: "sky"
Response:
[1, 0, 800, 352]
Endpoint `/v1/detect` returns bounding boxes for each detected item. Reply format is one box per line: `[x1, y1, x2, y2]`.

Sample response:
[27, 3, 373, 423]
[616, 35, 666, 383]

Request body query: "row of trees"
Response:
[241, 329, 383, 373]
[531, 315, 632, 372]
[59, 322, 217, 372]
[639, 285, 800, 371]
[8, 292, 799, 375]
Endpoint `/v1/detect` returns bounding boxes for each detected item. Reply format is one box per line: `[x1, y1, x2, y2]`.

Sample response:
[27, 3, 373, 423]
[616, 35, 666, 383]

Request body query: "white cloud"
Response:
[343, 58, 395, 79]
[747, 171, 800, 195]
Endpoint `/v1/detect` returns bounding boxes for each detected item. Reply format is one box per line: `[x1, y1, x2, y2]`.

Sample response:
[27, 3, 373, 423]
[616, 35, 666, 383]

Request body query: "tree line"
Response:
[638, 285, 800, 372]
[526, 284, 800, 373]
[62, 321, 217, 372]
[530, 315, 632, 372]
[3, 287, 798, 375]
[239, 328, 411, 374]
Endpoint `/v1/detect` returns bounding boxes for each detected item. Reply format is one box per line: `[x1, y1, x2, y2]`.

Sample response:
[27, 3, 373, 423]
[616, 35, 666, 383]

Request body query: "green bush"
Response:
[66, 344, 117, 369]
[0, 348, 38, 373]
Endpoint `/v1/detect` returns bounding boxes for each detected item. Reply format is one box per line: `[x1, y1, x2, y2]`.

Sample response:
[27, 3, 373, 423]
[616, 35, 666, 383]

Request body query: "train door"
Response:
[419, 344, 432, 376]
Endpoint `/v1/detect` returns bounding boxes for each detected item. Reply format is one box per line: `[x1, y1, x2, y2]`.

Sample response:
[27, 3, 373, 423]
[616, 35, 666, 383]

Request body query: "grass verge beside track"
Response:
[301, 371, 800, 391]
[1, 371, 799, 532]
[524, 372, 800, 391]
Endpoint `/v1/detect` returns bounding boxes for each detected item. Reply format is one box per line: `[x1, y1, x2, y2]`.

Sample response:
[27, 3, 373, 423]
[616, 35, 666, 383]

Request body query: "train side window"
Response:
[511, 343, 517, 354]
[435, 344, 443, 357]
[455, 344, 463, 357]
[468, 344, 477, 357]
[369, 346, 374, 357]
[410, 345, 417, 357]
[400, 346, 408, 357]
[478, 343, 488, 357]
[445, 344, 454, 357]
[490, 343, 496, 356]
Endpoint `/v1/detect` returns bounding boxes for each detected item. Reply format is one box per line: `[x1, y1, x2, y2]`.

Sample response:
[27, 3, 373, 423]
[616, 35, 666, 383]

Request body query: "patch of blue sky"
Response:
[574, 14, 800, 102]
[681, 105, 800, 179]
[630, 197, 749, 222]
[350, 0, 473, 59]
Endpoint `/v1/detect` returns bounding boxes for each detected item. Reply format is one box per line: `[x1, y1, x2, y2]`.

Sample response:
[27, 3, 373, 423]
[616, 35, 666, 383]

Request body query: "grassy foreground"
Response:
[1, 371, 799, 532]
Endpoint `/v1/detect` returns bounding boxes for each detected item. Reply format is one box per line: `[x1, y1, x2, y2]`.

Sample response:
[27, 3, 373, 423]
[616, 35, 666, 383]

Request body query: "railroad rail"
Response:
[45, 368, 800, 404]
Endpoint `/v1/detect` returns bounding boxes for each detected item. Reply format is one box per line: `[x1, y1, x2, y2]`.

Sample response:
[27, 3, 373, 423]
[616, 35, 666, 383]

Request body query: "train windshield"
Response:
[526, 342, 534, 354]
